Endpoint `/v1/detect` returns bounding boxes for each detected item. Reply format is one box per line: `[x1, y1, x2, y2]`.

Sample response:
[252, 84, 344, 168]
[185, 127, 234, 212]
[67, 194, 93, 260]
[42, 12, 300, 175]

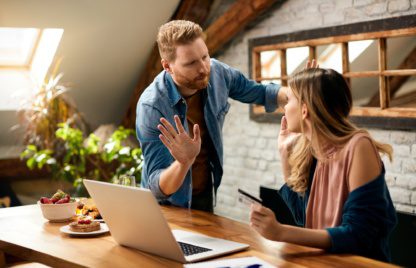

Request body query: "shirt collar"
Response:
[164, 72, 182, 107]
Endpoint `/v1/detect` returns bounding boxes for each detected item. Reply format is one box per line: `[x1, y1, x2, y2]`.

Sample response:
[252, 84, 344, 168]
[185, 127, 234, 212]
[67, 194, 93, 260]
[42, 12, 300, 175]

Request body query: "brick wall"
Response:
[213, 0, 416, 222]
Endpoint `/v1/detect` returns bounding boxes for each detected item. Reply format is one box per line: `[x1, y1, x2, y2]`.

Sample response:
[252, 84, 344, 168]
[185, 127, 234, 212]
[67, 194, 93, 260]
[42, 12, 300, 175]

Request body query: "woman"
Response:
[250, 68, 397, 262]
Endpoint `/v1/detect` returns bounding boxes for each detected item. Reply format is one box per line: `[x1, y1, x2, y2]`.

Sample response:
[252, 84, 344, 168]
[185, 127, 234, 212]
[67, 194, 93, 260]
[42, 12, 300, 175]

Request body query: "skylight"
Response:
[0, 28, 39, 67]
[0, 27, 63, 111]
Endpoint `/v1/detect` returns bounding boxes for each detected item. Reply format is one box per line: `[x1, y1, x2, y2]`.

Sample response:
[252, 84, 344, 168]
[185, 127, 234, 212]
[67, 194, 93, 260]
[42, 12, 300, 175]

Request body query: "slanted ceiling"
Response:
[0, 0, 179, 146]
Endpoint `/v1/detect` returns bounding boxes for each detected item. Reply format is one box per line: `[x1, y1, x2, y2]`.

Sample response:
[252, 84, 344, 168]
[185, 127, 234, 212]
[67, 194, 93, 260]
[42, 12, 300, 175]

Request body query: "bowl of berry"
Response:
[38, 190, 78, 222]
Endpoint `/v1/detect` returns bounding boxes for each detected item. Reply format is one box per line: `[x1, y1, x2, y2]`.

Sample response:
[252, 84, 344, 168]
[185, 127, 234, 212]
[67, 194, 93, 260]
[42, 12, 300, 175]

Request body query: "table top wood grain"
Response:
[0, 205, 397, 267]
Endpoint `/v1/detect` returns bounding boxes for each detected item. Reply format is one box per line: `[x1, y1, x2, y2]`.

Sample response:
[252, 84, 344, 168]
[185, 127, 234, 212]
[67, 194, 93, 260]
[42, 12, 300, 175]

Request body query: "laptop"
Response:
[83, 179, 249, 263]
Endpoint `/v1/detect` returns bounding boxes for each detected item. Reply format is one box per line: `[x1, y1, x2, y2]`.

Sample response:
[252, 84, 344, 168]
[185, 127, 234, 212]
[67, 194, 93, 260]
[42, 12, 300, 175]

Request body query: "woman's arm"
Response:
[348, 137, 381, 192]
[250, 204, 331, 249]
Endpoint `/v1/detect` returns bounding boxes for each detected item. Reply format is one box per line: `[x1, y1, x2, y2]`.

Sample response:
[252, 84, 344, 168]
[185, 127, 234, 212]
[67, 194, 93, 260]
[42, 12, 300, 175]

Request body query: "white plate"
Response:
[60, 223, 109, 236]
[93, 218, 105, 223]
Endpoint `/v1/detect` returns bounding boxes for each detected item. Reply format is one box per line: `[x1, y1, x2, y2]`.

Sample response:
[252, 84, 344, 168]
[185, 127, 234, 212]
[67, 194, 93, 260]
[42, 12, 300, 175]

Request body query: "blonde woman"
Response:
[250, 68, 397, 262]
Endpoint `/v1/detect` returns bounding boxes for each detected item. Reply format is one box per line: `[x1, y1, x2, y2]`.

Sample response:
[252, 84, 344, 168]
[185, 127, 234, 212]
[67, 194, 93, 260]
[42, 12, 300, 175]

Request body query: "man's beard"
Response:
[177, 73, 210, 90]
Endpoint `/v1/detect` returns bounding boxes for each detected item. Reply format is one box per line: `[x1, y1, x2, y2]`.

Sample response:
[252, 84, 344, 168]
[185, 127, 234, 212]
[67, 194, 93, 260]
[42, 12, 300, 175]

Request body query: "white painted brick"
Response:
[236, 147, 248, 157]
[249, 148, 262, 159]
[319, 1, 336, 13]
[294, 2, 319, 15]
[243, 27, 269, 40]
[390, 131, 416, 145]
[353, 0, 376, 7]
[244, 138, 256, 147]
[365, 2, 388, 16]
[384, 157, 402, 173]
[388, 0, 411, 13]
[268, 138, 278, 149]
[395, 204, 415, 214]
[385, 173, 396, 187]
[225, 157, 245, 167]
[244, 158, 258, 169]
[412, 144, 416, 158]
[260, 150, 275, 161]
[395, 175, 410, 188]
[390, 188, 411, 204]
[255, 138, 268, 149]
[403, 158, 416, 173]
[411, 192, 416, 205]
[394, 145, 411, 157]
[245, 125, 260, 137]
[261, 125, 279, 138]
[291, 15, 324, 30]
[268, 7, 293, 24]
[408, 177, 416, 190]
[223, 175, 238, 186]
[336, 0, 354, 9]
[344, 7, 367, 22]
[262, 171, 276, 185]
[323, 11, 346, 25]
[369, 129, 390, 141]
[258, 160, 268, 171]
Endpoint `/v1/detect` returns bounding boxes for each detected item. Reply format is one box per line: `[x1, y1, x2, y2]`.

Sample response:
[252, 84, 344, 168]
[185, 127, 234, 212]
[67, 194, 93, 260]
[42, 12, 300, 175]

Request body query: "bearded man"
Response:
[136, 20, 285, 212]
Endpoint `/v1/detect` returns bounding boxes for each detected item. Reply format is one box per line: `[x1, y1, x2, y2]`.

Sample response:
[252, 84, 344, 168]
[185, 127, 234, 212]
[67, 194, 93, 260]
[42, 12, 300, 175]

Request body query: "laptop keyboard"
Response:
[178, 241, 212, 256]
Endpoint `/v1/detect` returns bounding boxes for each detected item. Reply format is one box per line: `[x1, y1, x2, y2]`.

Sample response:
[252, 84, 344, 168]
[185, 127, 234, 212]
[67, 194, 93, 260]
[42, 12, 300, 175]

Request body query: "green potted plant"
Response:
[20, 123, 143, 196]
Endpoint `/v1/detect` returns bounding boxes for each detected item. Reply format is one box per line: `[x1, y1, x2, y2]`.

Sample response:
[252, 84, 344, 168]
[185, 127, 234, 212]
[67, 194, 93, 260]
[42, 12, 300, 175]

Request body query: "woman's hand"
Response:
[250, 204, 283, 241]
[158, 115, 201, 166]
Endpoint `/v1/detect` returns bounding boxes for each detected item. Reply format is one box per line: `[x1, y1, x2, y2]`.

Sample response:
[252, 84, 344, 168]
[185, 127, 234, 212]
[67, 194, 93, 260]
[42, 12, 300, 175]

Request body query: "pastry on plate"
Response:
[69, 217, 100, 232]
[81, 205, 102, 220]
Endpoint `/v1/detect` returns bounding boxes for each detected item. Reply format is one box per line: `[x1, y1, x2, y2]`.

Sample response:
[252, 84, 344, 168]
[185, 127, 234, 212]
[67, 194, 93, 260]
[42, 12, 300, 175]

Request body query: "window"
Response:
[0, 28, 40, 67]
[249, 15, 416, 129]
[0, 28, 63, 111]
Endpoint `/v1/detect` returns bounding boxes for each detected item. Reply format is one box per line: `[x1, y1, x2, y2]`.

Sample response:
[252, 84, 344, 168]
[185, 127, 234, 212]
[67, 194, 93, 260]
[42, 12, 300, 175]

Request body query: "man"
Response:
[136, 20, 286, 212]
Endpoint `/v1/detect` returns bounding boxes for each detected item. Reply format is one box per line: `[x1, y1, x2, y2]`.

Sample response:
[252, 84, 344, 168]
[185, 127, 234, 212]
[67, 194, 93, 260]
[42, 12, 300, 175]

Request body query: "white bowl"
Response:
[38, 200, 78, 222]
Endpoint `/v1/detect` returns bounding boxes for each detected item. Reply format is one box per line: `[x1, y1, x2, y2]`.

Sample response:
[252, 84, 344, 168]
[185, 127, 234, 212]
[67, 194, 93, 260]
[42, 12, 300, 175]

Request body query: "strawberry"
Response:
[78, 219, 91, 224]
[40, 197, 53, 204]
[55, 196, 70, 204]
[50, 197, 60, 203]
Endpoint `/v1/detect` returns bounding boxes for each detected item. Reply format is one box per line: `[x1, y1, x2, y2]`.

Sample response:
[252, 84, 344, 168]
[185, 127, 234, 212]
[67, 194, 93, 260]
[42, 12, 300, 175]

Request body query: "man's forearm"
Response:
[159, 160, 193, 196]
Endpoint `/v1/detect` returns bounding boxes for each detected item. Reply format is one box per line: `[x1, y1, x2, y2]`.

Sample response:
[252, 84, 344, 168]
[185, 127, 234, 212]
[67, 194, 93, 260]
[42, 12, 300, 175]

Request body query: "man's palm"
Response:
[158, 116, 201, 166]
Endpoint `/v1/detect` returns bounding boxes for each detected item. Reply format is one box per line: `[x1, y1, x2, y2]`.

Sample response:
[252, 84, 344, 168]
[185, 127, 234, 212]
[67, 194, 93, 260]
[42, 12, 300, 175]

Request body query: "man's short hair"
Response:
[157, 20, 204, 61]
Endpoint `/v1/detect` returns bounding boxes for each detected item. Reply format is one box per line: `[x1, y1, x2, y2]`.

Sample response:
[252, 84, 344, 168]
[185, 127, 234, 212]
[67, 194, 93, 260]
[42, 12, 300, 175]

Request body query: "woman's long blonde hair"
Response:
[286, 68, 393, 194]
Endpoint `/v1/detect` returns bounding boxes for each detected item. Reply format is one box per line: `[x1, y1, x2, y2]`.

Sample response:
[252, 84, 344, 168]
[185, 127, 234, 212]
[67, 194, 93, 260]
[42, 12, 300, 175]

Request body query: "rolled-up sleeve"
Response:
[221, 61, 279, 112]
[136, 103, 173, 200]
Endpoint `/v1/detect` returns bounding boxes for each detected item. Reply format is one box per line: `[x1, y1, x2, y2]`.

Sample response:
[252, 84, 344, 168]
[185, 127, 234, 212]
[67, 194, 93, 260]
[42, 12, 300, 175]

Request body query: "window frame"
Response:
[248, 15, 416, 130]
[0, 28, 42, 69]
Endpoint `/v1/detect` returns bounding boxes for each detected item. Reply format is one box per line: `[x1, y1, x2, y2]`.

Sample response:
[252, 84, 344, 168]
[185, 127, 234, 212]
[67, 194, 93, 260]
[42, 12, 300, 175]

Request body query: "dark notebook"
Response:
[260, 186, 297, 226]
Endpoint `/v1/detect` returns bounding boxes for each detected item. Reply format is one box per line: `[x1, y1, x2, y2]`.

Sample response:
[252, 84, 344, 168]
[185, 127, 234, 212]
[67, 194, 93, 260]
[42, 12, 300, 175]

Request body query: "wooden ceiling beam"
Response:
[205, 0, 277, 54]
[121, 0, 214, 129]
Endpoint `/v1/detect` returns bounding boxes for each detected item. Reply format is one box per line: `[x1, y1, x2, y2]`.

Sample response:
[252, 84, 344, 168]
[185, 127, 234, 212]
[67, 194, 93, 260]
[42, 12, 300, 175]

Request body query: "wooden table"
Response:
[0, 205, 397, 267]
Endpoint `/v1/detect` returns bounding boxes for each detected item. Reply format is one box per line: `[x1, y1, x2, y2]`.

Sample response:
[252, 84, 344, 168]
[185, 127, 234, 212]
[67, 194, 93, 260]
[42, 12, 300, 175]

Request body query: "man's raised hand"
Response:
[158, 115, 201, 166]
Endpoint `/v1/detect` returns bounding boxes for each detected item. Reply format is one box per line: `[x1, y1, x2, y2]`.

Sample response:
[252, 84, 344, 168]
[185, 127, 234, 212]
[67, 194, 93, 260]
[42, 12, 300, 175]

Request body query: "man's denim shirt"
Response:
[136, 59, 280, 208]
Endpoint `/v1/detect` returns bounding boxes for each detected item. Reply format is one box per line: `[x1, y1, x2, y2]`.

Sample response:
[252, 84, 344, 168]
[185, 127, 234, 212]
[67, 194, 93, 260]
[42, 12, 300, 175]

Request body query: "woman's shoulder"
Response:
[345, 131, 373, 149]
[346, 132, 382, 192]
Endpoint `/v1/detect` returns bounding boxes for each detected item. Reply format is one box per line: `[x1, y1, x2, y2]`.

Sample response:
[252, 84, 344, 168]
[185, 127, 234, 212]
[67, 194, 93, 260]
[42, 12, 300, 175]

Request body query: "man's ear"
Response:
[161, 59, 173, 74]
[301, 103, 308, 120]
